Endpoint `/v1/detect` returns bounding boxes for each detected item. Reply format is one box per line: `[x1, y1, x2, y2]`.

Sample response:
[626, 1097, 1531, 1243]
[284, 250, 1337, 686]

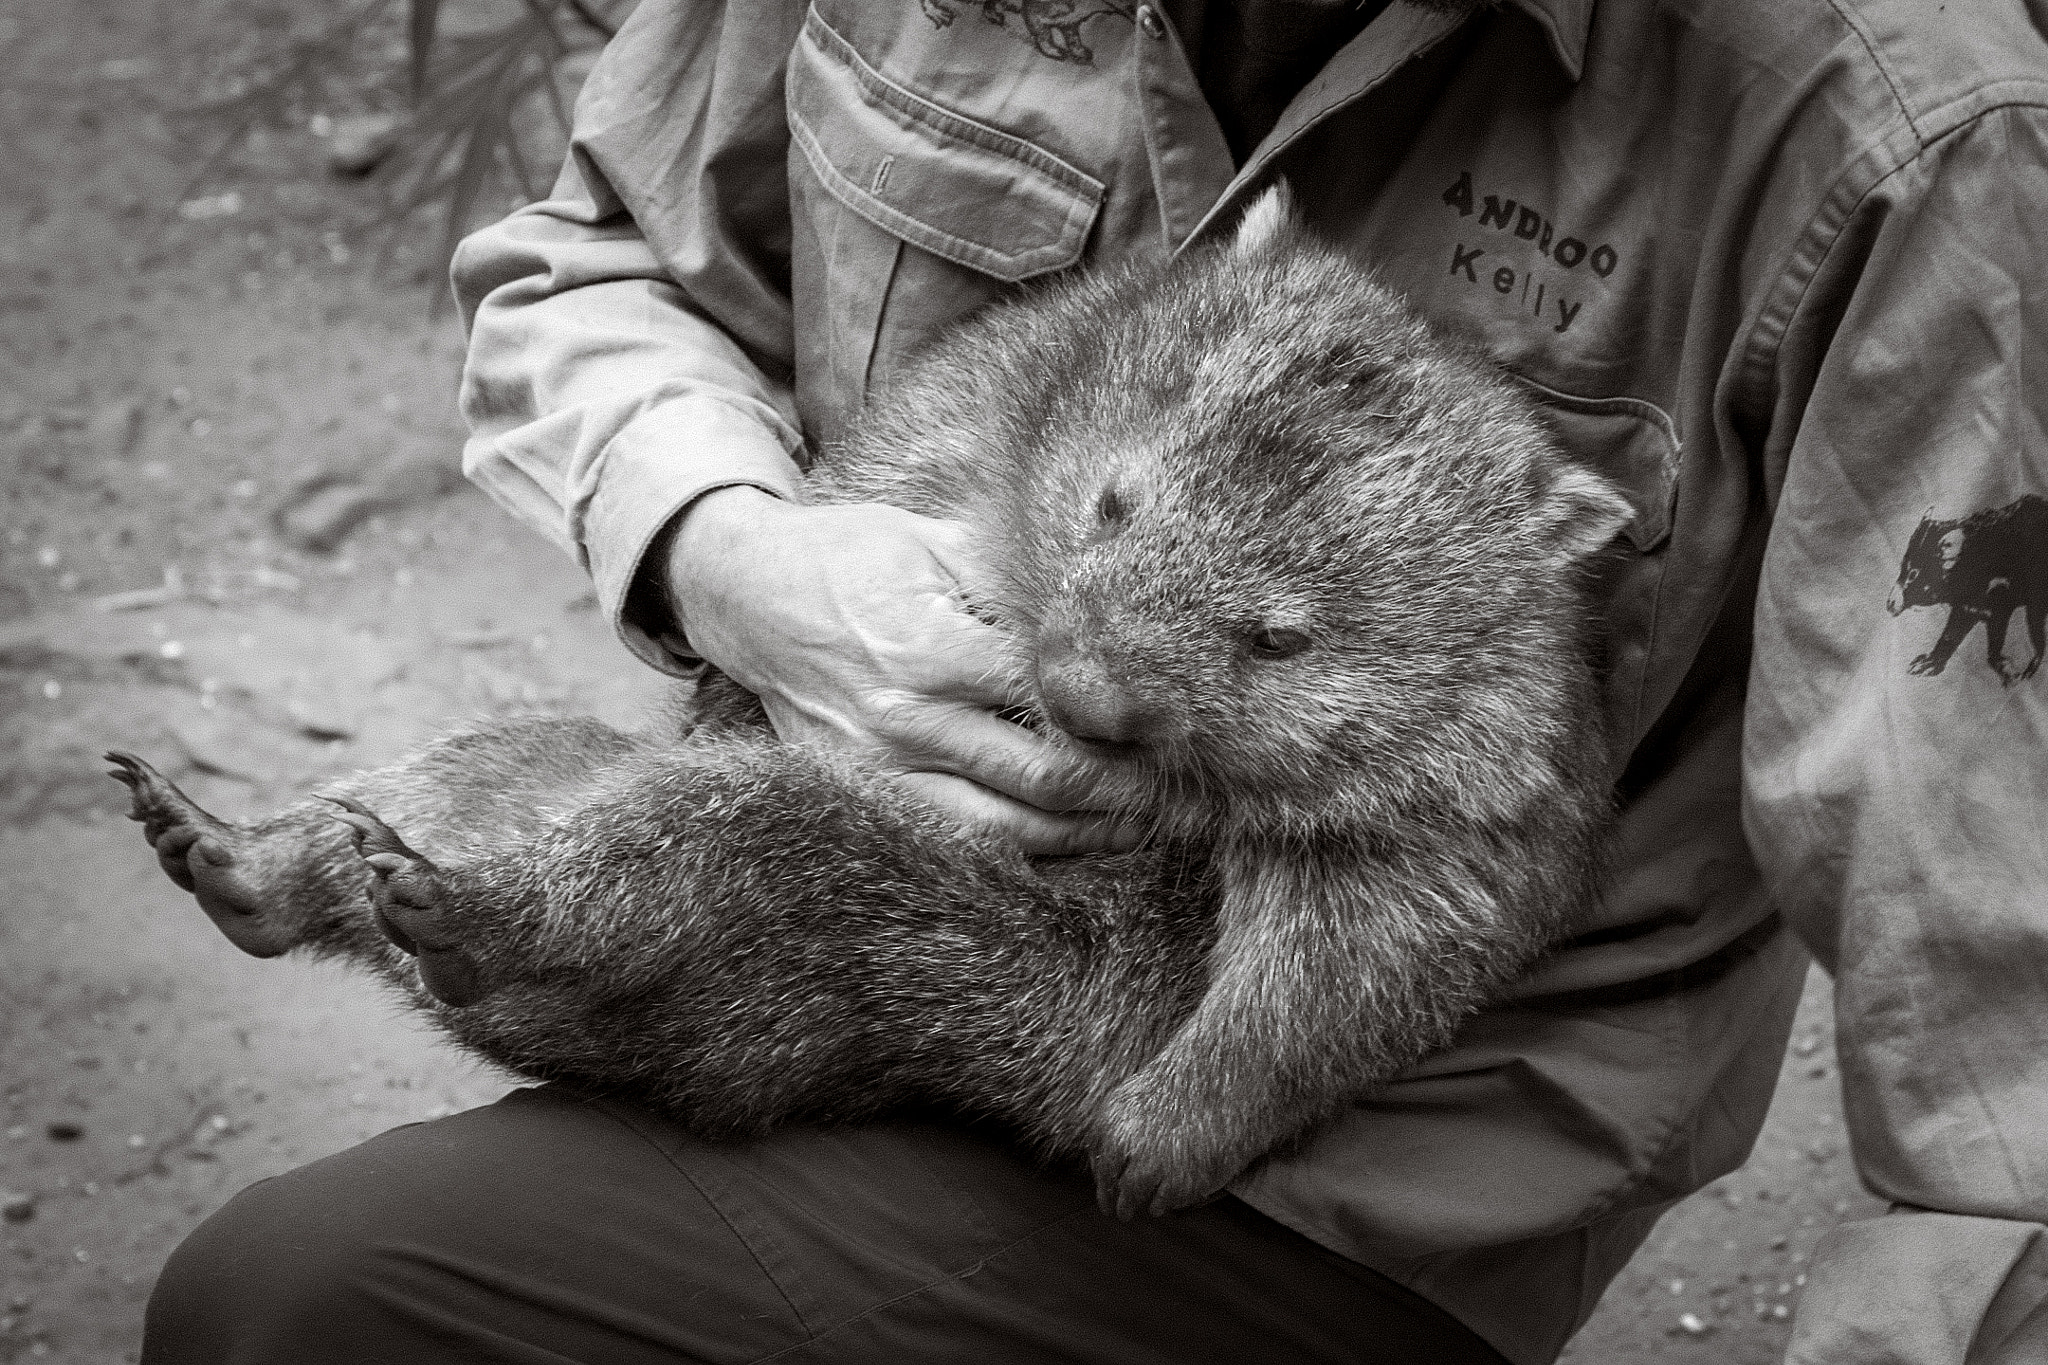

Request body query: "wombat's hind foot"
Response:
[105, 752, 306, 959]
[323, 797, 488, 1007]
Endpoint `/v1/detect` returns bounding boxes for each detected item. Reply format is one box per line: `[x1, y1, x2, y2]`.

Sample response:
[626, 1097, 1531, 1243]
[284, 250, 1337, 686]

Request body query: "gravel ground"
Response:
[0, 1, 1883, 1359]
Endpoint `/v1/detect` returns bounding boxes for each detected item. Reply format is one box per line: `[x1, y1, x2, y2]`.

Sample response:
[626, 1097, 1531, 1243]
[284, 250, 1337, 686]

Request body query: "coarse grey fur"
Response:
[109, 187, 1631, 1216]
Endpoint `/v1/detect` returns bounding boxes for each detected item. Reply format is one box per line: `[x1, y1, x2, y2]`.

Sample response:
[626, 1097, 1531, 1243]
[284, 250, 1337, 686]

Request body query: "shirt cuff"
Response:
[1787, 1210, 2048, 1364]
[581, 394, 804, 677]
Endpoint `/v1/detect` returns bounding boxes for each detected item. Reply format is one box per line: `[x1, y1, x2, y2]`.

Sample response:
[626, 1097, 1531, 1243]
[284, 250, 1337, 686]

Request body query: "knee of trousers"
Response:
[143, 1164, 396, 1363]
[141, 1088, 750, 1364]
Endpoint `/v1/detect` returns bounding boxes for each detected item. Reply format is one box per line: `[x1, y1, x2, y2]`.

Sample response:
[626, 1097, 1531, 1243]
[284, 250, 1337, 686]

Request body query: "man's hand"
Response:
[661, 486, 1142, 856]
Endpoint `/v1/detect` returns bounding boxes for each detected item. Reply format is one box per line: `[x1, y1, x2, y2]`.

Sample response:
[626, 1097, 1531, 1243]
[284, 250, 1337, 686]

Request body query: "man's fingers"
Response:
[875, 698, 1144, 814]
[892, 773, 1146, 857]
[898, 599, 1031, 710]
[655, 493, 1154, 838]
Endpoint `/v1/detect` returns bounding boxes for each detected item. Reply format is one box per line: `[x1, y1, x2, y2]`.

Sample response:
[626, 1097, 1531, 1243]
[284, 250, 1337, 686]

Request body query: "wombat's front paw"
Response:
[1089, 1076, 1253, 1221]
[1908, 652, 1946, 676]
[105, 752, 302, 959]
[323, 797, 488, 1007]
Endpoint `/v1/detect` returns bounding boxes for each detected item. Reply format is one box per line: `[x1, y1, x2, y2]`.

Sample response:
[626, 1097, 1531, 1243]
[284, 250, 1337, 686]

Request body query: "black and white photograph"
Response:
[2, 0, 2044, 1361]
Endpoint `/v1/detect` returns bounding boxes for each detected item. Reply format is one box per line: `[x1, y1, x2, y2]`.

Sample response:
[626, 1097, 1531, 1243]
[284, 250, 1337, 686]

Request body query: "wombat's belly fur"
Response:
[110, 188, 1632, 1216]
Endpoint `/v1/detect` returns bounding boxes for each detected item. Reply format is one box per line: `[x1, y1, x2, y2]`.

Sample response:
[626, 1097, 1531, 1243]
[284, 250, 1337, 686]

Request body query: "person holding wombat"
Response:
[141, 2, 2048, 1363]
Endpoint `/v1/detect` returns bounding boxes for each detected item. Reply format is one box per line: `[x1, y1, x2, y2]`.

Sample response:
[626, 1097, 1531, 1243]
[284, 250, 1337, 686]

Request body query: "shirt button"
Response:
[1137, 5, 1166, 39]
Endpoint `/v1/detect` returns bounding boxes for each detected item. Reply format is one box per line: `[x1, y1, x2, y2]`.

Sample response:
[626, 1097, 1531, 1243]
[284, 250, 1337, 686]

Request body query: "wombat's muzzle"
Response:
[1034, 629, 1162, 749]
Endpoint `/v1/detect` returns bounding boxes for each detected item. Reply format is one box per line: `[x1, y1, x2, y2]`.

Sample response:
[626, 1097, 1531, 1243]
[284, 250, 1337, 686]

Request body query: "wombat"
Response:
[109, 187, 1632, 1216]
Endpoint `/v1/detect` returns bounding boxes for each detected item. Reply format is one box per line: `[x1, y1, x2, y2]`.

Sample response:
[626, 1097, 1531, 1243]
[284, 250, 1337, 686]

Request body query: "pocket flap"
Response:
[1514, 378, 1681, 553]
[787, 8, 1104, 283]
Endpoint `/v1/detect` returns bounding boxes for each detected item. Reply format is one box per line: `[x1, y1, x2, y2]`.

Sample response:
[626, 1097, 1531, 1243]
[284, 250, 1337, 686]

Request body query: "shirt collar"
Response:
[1506, 0, 1593, 82]
[1181, 0, 1595, 245]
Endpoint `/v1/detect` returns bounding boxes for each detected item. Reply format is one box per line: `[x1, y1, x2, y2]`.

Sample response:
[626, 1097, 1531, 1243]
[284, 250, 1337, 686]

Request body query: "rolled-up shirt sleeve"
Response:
[1744, 104, 2048, 1364]
[452, 0, 807, 674]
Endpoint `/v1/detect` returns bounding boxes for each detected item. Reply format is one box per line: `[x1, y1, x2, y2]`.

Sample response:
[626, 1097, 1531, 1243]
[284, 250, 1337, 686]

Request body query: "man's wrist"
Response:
[633, 485, 784, 660]
[667, 482, 780, 585]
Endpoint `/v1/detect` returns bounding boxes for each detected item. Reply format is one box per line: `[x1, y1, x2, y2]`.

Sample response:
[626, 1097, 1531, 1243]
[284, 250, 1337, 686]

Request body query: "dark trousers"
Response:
[143, 1086, 1510, 1364]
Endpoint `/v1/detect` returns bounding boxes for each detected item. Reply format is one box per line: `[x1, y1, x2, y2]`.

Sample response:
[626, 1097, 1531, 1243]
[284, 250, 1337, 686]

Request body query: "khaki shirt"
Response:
[452, 2, 2048, 1360]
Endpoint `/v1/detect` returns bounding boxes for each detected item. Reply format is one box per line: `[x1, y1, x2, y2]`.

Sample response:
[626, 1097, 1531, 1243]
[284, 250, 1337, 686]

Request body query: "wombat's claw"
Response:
[1088, 1122, 1210, 1221]
[1092, 1155, 1129, 1220]
[1092, 1151, 1166, 1222]
[104, 751, 299, 959]
[1092, 1145, 1228, 1221]
[321, 797, 487, 1008]
[1908, 653, 1945, 676]
[1091, 1071, 1250, 1219]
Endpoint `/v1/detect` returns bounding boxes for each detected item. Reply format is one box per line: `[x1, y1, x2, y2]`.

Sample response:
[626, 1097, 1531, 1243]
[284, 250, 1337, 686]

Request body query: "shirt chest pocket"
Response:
[1512, 377, 1683, 768]
[784, 6, 1104, 450]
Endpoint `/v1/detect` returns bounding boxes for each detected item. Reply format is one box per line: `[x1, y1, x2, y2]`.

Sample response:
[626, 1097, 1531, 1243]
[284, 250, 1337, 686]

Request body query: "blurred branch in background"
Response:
[137, 0, 634, 553]
[169, 0, 629, 309]
[378, 0, 593, 305]
[162, 1, 395, 227]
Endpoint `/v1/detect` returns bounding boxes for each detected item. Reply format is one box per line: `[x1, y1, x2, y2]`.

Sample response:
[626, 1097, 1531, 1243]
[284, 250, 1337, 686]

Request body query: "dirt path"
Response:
[0, 1, 1881, 1359]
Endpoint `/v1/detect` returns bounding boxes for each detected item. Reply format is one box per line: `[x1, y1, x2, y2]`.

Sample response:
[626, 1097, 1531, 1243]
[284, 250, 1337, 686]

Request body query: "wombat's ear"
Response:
[1538, 464, 1633, 565]
[1229, 181, 1297, 260]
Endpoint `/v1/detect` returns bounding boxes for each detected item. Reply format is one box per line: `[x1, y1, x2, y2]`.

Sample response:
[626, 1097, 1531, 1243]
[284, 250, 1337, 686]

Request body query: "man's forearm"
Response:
[453, 186, 805, 673]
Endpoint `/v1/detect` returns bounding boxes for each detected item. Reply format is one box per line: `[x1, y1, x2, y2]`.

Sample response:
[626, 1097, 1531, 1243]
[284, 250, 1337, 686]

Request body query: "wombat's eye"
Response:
[1247, 627, 1312, 660]
[1096, 486, 1128, 524]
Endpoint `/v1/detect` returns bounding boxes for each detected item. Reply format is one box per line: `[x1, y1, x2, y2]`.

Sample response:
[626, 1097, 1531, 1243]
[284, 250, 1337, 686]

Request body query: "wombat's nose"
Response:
[1035, 634, 1156, 749]
[1039, 670, 1152, 748]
